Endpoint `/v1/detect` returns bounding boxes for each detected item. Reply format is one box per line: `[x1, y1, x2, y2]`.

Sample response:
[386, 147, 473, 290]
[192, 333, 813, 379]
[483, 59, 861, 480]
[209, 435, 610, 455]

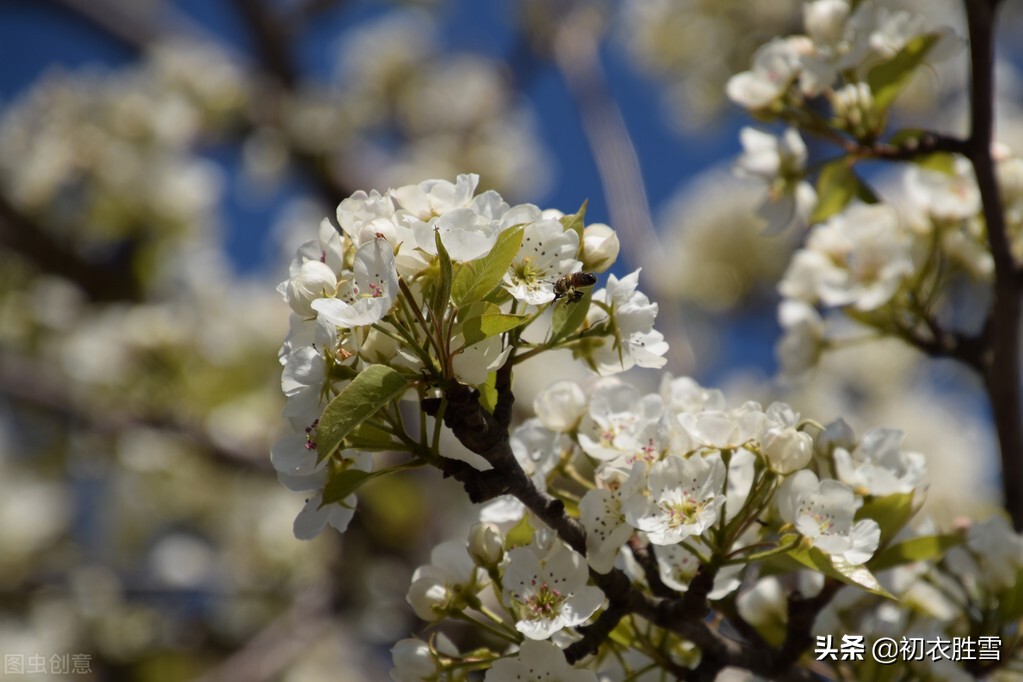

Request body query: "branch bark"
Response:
[963, 0, 1023, 530]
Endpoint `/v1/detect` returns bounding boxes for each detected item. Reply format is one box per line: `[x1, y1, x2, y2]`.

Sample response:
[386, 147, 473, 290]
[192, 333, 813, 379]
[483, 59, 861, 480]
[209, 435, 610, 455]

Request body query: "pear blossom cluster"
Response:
[724, 1, 1023, 379]
[726, 0, 958, 235]
[273, 174, 667, 539]
[386, 370, 950, 678]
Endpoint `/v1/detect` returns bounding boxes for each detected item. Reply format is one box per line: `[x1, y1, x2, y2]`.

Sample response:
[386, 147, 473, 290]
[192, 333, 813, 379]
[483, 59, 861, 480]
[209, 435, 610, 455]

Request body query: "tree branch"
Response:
[963, 0, 1023, 530]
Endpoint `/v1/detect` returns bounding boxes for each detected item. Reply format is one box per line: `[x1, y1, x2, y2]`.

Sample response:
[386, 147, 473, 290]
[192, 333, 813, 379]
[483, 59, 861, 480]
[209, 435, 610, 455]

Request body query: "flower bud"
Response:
[390, 639, 439, 681]
[803, 0, 850, 45]
[467, 522, 504, 567]
[533, 380, 588, 433]
[285, 260, 337, 316]
[818, 418, 856, 455]
[406, 576, 451, 622]
[760, 426, 813, 474]
[580, 223, 620, 273]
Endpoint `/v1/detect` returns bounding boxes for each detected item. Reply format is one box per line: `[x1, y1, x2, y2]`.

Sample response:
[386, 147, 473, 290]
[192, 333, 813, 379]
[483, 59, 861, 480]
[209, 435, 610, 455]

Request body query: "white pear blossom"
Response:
[779, 202, 914, 311]
[579, 467, 642, 573]
[484, 639, 597, 682]
[412, 206, 502, 262]
[677, 402, 765, 451]
[778, 470, 880, 565]
[585, 270, 669, 375]
[504, 219, 581, 305]
[736, 127, 816, 234]
[280, 260, 338, 316]
[623, 453, 727, 545]
[479, 420, 563, 524]
[502, 537, 604, 640]
[798, 1, 877, 95]
[468, 522, 504, 567]
[312, 237, 399, 328]
[280, 344, 329, 425]
[533, 379, 588, 433]
[269, 430, 325, 478]
[905, 157, 981, 223]
[392, 173, 480, 219]
[407, 538, 485, 622]
[580, 222, 620, 273]
[758, 403, 814, 474]
[660, 375, 726, 414]
[726, 37, 810, 110]
[803, 0, 851, 46]
[577, 379, 660, 461]
[653, 541, 743, 599]
[833, 428, 927, 496]
[776, 300, 825, 377]
[337, 188, 397, 237]
[452, 333, 510, 386]
[390, 634, 460, 682]
[291, 450, 372, 540]
[964, 516, 1023, 591]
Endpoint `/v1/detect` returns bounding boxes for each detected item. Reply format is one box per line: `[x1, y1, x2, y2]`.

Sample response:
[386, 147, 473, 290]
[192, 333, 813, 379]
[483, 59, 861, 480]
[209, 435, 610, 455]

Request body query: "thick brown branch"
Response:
[964, 0, 1023, 530]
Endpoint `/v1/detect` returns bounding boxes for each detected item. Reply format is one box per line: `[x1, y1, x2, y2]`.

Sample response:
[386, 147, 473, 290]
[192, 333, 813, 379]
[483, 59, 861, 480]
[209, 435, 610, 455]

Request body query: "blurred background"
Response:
[1, 0, 1022, 680]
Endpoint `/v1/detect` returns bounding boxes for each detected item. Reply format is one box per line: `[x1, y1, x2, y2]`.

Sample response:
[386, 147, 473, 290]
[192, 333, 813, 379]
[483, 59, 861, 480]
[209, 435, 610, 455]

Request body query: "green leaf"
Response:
[505, 514, 534, 549]
[322, 461, 416, 506]
[559, 199, 588, 243]
[857, 492, 917, 548]
[322, 468, 375, 506]
[914, 152, 956, 175]
[867, 33, 941, 113]
[316, 365, 412, 460]
[345, 421, 400, 451]
[451, 226, 524, 305]
[810, 159, 859, 223]
[787, 538, 894, 599]
[461, 312, 529, 347]
[998, 565, 1023, 621]
[550, 288, 593, 344]
[478, 371, 498, 414]
[869, 534, 962, 572]
[433, 229, 453, 313]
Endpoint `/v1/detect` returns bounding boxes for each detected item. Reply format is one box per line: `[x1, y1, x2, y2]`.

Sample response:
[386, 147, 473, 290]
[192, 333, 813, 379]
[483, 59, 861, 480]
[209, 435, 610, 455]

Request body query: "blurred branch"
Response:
[550, 9, 695, 373]
[230, 0, 299, 87]
[193, 587, 333, 682]
[54, 0, 213, 50]
[0, 350, 273, 471]
[0, 193, 142, 302]
[54, 0, 355, 206]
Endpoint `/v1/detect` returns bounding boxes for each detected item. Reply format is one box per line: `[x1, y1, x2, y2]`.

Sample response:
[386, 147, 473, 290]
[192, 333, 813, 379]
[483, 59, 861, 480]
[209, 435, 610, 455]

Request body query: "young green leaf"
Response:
[787, 539, 894, 599]
[316, 365, 413, 460]
[451, 226, 524, 305]
[460, 312, 529, 347]
[322, 461, 418, 506]
[867, 33, 941, 113]
[433, 229, 453, 313]
[550, 288, 593, 344]
[869, 534, 962, 572]
[856, 492, 917, 548]
[478, 371, 498, 414]
[811, 159, 860, 223]
[559, 199, 588, 243]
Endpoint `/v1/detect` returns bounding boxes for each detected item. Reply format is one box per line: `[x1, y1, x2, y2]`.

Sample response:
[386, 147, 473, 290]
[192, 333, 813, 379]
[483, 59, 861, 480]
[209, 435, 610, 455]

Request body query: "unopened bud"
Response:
[468, 522, 504, 567]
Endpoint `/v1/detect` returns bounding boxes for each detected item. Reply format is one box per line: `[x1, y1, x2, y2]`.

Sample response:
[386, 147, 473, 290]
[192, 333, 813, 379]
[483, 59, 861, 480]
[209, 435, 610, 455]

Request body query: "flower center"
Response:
[521, 580, 566, 621]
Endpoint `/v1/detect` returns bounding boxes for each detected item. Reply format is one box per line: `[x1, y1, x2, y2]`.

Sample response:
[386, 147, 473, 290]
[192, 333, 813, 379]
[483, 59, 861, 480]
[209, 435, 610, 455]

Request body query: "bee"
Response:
[553, 272, 597, 303]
